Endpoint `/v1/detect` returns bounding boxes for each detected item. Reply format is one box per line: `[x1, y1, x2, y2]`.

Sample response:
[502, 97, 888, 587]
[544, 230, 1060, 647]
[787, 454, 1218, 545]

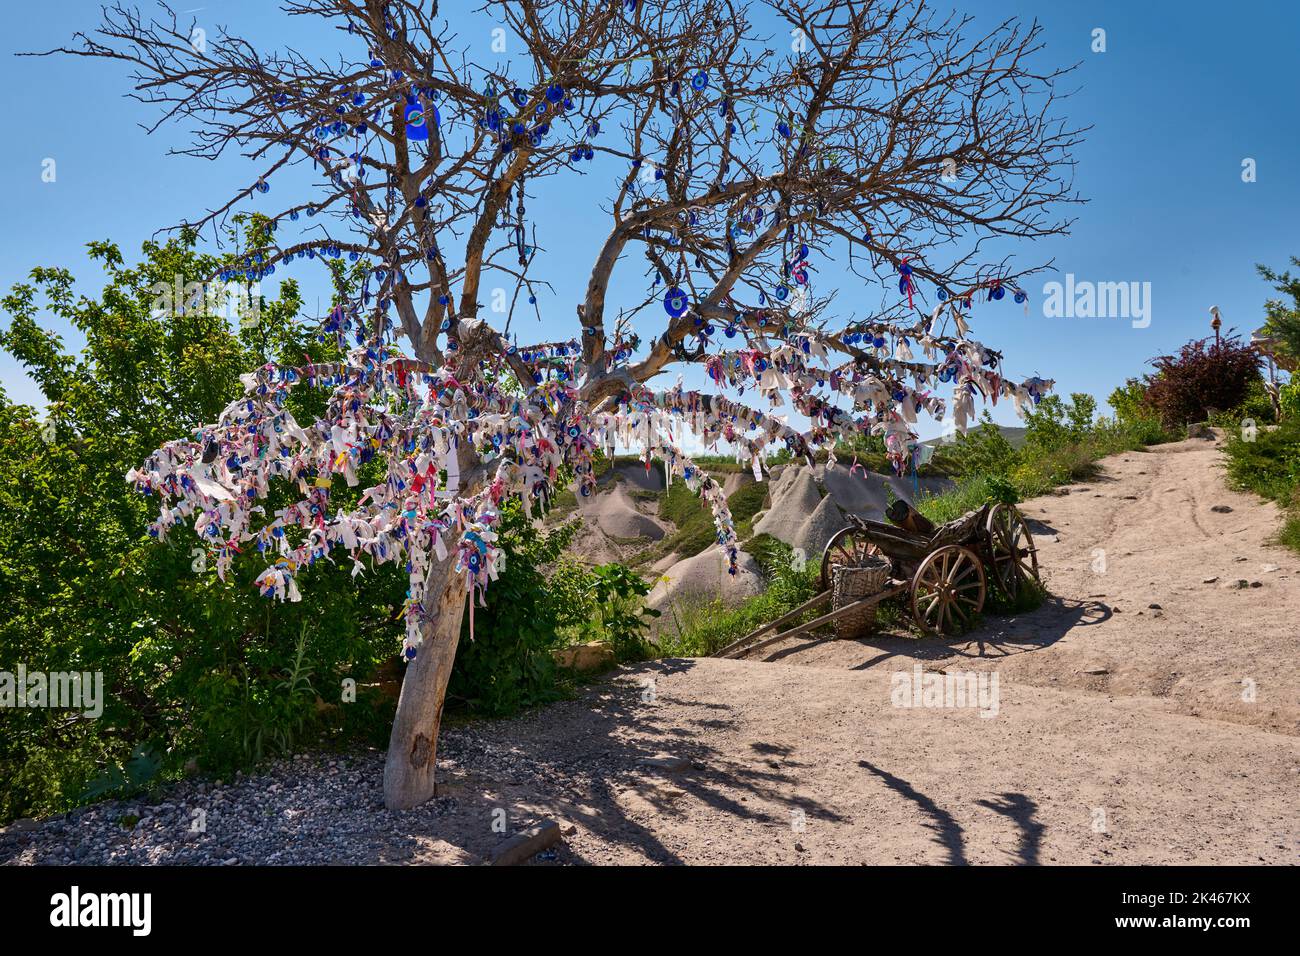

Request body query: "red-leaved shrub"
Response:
[1144, 331, 1262, 428]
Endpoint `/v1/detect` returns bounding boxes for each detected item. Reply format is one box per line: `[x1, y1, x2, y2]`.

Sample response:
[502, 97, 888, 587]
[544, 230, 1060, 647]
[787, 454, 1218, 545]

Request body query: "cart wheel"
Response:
[985, 503, 1040, 601]
[910, 544, 986, 635]
[820, 524, 887, 592]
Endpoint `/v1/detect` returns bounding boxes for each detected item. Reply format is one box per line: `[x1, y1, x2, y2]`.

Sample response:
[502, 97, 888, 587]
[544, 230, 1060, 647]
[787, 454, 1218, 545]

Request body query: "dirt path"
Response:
[4, 438, 1296, 865]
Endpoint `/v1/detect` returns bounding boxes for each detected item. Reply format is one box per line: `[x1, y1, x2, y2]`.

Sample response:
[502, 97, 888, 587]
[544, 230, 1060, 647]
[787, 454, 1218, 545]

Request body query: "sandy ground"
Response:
[546, 438, 1298, 863]
[4, 438, 1296, 865]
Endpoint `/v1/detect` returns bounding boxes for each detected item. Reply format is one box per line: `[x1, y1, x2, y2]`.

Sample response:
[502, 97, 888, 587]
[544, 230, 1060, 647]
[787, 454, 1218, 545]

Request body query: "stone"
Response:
[646, 545, 766, 624]
[1261, 564, 1281, 573]
[552, 641, 615, 673]
[490, 820, 563, 866]
[1201, 576, 1218, 584]
[1210, 505, 1233, 514]
[1081, 666, 1109, 675]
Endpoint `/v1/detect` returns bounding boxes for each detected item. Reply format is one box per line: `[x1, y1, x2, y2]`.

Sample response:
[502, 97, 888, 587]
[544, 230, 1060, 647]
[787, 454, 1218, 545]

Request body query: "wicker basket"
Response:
[831, 557, 892, 639]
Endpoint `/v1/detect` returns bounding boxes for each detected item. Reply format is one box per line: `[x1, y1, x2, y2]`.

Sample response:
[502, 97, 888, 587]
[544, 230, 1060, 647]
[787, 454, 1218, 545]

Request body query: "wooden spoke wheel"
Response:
[910, 545, 986, 635]
[985, 503, 1040, 601]
[820, 525, 887, 592]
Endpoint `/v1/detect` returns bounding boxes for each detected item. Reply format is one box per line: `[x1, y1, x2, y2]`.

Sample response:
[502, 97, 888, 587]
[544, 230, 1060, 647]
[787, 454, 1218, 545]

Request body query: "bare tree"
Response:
[38, 0, 1079, 808]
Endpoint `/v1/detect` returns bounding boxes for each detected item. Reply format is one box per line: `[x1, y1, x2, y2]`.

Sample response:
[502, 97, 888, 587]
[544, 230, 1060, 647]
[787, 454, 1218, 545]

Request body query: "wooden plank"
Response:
[731, 583, 907, 659]
[713, 590, 830, 659]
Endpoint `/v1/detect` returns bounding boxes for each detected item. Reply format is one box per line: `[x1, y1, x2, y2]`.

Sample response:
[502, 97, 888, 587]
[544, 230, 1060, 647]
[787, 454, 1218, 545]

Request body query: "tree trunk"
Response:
[383, 551, 468, 810]
[382, 326, 491, 811]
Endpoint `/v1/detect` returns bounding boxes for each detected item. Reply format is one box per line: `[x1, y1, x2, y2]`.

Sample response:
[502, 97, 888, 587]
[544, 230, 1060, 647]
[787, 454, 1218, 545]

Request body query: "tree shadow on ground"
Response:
[348, 658, 848, 865]
[858, 761, 1044, 866]
[976, 792, 1043, 865]
[858, 759, 968, 865]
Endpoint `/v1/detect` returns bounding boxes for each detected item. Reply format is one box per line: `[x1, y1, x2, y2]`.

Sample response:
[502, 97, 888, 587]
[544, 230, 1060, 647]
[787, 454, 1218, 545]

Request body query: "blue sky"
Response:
[2, 0, 1297, 439]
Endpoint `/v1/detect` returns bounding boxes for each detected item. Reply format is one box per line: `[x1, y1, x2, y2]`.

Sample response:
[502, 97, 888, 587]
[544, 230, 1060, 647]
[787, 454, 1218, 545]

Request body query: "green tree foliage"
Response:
[1023, 392, 1097, 453]
[1223, 415, 1300, 553]
[0, 237, 408, 822]
[1256, 257, 1300, 366]
[921, 391, 1172, 522]
[947, 412, 1018, 475]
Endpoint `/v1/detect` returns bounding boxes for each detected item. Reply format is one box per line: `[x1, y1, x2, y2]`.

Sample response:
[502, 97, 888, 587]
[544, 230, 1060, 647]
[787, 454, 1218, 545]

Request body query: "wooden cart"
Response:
[714, 501, 1040, 659]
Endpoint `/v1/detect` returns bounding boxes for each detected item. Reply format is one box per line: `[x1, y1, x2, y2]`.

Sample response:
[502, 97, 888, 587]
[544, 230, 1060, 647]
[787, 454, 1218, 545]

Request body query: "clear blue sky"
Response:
[2, 0, 1297, 438]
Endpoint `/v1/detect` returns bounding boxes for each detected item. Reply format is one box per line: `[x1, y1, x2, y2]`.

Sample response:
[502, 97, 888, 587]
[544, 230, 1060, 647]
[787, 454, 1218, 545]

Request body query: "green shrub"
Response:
[574, 563, 660, 661]
[948, 412, 1018, 476]
[1023, 393, 1097, 453]
[1278, 507, 1300, 553]
[1223, 416, 1300, 554]
[917, 398, 1159, 528]
[917, 473, 1009, 525]
[0, 238, 411, 824]
[1108, 379, 1174, 445]
[1223, 417, 1300, 503]
[0, 237, 618, 822]
[1209, 377, 1279, 430]
[1281, 381, 1300, 421]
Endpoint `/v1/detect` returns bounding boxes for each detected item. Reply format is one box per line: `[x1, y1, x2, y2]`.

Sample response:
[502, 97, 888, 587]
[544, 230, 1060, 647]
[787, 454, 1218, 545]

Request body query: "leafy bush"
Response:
[947, 412, 1018, 475]
[917, 473, 1013, 524]
[1108, 379, 1171, 445]
[566, 563, 660, 662]
[0, 238, 412, 823]
[1143, 332, 1262, 428]
[0, 238, 631, 822]
[1208, 377, 1279, 430]
[1223, 415, 1300, 554]
[1023, 393, 1097, 453]
[1223, 416, 1300, 503]
[918, 401, 1159, 526]
[1281, 381, 1300, 421]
